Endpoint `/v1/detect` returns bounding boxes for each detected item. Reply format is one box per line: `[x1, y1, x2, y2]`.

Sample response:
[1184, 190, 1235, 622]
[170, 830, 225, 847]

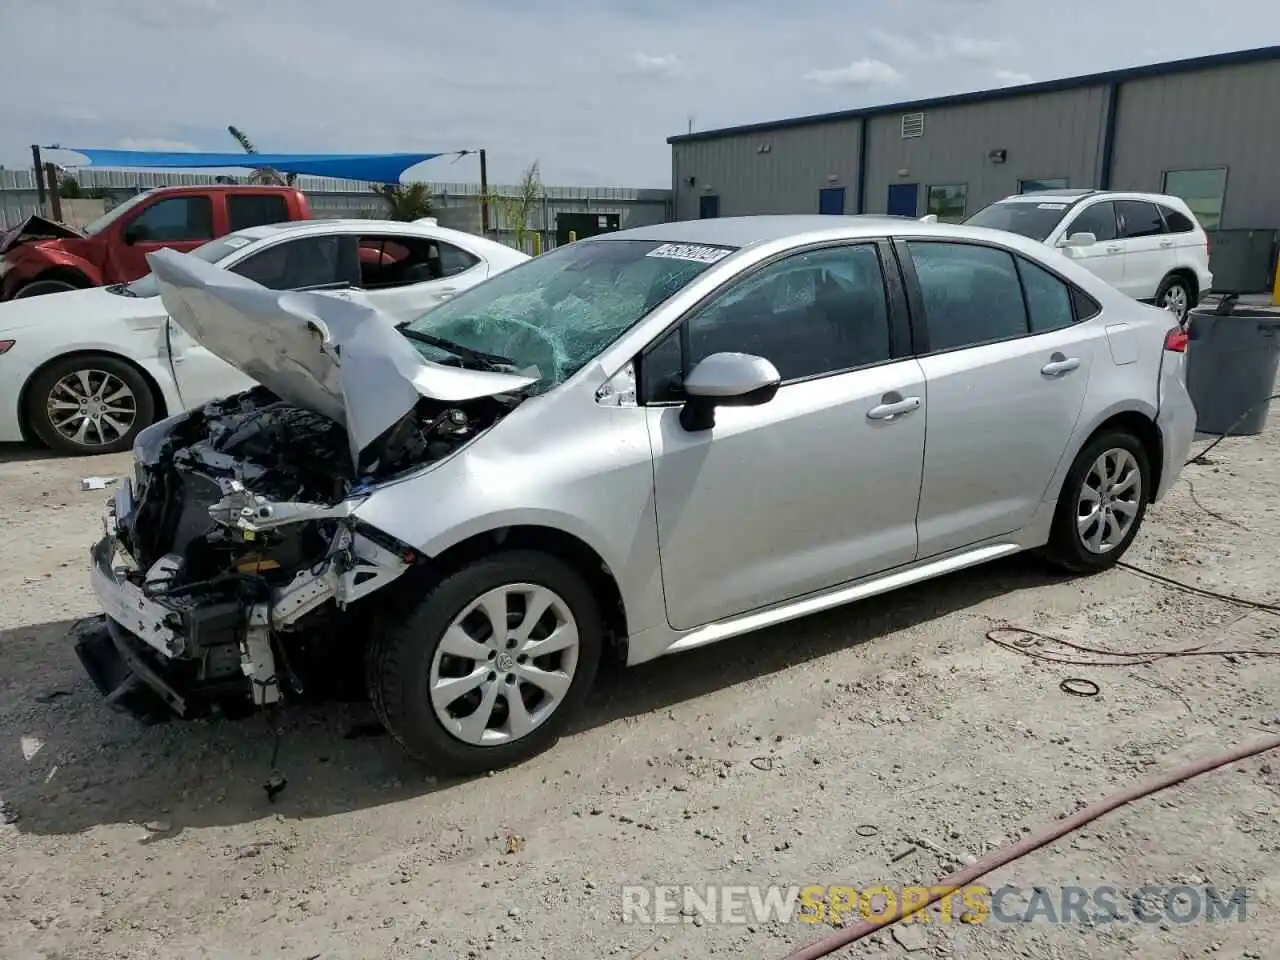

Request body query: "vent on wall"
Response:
[901, 112, 925, 138]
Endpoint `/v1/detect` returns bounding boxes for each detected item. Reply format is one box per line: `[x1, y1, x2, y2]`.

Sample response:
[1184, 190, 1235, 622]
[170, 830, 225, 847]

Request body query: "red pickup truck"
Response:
[0, 184, 312, 301]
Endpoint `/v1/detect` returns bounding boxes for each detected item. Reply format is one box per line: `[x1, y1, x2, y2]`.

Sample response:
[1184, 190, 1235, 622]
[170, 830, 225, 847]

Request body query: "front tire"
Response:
[25, 355, 156, 455]
[14, 278, 84, 299]
[1046, 430, 1150, 573]
[367, 550, 603, 775]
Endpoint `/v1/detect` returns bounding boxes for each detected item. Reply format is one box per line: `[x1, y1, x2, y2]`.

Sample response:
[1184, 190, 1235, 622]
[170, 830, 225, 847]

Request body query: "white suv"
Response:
[965, 189, 1212, 321]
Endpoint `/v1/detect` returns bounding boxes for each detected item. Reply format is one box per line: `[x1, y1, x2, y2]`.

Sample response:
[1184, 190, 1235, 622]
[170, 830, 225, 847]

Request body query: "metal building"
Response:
[668, 46, 1280, 238]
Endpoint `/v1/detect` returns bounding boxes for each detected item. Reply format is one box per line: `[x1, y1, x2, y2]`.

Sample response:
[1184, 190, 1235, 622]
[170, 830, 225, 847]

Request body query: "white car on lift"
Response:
[0, 219, 529, 454]
[964, 189, 1213, 322]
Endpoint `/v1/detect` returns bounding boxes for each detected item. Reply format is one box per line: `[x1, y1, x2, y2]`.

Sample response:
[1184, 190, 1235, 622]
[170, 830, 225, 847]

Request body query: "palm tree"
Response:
[370, 182, 434, 221]
[226, 125, 296, 186]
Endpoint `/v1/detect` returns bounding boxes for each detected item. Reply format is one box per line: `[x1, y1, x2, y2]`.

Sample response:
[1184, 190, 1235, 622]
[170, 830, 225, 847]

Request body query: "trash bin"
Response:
[1185, 305, 1280, 436]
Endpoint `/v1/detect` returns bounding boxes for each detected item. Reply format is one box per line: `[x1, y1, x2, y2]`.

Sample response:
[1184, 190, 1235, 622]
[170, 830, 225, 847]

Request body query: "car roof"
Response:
[590, 215, 922, 250]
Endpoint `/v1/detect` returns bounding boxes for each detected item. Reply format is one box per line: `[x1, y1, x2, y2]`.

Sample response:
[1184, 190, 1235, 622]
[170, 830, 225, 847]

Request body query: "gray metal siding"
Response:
[862, 86, 1110, 216]
[672, 121, 861, 220]
[1109, 60, 1280, 229]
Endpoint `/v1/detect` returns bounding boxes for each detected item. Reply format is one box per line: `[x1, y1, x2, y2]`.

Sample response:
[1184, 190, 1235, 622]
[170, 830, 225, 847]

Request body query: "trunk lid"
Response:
[146, 248, 537, 467]
[0, 214, 84, 255]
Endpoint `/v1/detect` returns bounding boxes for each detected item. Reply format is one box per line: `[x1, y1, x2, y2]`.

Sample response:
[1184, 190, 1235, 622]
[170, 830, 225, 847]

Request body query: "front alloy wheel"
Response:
[26, 354, 156, 455]
[367, 550, 603, 774]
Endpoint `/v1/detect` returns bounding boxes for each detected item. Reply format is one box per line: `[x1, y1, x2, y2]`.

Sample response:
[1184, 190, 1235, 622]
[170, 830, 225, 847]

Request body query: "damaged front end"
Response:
[75, 248, 535, 722]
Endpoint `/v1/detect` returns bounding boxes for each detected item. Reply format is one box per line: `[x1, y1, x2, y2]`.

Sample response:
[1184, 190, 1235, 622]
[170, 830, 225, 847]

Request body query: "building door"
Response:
[555, 213, 620, 245]
[818, 187, 846, 215]
[886, 183, 919, 218]
[699, 195, 720, 219]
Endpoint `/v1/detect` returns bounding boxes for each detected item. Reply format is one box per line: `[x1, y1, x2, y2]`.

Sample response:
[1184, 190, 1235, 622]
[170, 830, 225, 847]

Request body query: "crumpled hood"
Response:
[146, 248, 537, 465]
[0, 214, 84, 255]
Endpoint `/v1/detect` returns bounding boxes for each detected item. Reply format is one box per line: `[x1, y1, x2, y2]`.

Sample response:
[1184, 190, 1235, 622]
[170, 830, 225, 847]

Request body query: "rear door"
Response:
[1114, 199, 1176, 301]
[166, 233, 360, 408]
[1059, 200, 1126, 291]
[356, 234, 486, 321]
[900, 238, 1104, 557]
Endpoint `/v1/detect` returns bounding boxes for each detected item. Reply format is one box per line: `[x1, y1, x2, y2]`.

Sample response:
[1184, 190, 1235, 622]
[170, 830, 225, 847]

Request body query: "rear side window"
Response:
[1116, 200, 1166, 238]
[907, 242, 1027, 351]
[1016, 257, 1075, 333]
[227, 193, 290, 231]
[1158, 204, 1197, 233]
[1065, 202, 1117, 242]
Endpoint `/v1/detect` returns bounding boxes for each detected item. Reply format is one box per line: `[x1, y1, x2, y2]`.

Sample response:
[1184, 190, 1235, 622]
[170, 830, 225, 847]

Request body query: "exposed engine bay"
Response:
[76, 385, 523, 722]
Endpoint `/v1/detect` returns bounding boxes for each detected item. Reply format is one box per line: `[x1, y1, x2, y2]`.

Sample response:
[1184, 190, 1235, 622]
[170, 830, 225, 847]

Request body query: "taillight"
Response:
[1164, 327, 1189, 352]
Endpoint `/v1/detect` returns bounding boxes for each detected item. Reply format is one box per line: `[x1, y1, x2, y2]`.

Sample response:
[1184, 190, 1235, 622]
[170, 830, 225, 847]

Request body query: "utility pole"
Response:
[31, 145, 46, 212]
[44, 163, 63, 221]
[478, 148, 490, 237]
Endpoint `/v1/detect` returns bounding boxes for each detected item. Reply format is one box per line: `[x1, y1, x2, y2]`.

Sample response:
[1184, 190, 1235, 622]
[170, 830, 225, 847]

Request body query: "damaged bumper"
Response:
[77, 480, 413, 721]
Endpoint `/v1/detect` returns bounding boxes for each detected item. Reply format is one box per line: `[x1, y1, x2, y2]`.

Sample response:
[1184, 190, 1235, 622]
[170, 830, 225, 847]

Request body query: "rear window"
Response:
[963, 200, 1071, 241]
[227, 193, 290, 231]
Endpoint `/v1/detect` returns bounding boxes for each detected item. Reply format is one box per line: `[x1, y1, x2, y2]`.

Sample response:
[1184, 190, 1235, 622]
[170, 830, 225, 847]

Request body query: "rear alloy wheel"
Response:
[1156, 275, 1191, 322]
[1047, 431, 1150, 573]
[26, 355, 155, 455]
[367, 551, 603, 775]
[14, 278, 83, 298]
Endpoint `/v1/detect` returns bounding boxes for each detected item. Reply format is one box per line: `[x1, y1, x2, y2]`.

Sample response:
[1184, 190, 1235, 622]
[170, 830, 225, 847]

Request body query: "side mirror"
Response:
[1060, 231, 1097, 249]
[679, 352, 781, 432]
[122, 223, 145, 245]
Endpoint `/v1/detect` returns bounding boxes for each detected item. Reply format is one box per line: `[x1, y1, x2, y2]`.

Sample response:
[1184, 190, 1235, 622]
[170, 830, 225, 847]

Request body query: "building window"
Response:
[699, 195, 721, 219]
[926, 184, 968, 222]
[1162, 168, 1227, 229]
[1019, 178, 1069, 193]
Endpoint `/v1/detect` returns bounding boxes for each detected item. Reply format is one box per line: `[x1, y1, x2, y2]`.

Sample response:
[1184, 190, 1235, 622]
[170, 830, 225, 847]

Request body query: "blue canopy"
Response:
[57, 148, 452, 183]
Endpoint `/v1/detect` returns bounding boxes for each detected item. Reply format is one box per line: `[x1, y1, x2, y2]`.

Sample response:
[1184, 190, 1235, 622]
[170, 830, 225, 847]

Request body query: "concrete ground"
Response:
[0, 420, 1277, 960]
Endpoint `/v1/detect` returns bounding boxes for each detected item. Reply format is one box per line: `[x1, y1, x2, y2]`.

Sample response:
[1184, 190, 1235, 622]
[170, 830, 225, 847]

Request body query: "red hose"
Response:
[779, 734, 1280, 960]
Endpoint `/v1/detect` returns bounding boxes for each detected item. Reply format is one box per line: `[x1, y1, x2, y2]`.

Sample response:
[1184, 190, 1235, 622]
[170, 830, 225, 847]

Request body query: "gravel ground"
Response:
[1, 422, 1278, 960]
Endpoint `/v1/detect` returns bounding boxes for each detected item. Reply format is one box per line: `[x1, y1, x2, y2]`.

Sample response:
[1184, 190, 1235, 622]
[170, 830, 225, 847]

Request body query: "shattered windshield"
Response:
[401, 238, 736, 390]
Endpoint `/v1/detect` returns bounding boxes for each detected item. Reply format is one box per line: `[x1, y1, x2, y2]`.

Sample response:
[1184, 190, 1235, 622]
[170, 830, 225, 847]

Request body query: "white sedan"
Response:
[0, 218, 529, 454]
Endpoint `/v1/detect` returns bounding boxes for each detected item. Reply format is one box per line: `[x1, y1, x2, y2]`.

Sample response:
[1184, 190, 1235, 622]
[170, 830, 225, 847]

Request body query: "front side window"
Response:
[126, 196, 214, 243]
[227, 194, 289, 231]
[964, 200, 1070, 241]
[643, 244, 893, 401]
[1162, 167, 1227, 230]
[908, 241, 1027, 351]
[1064, 201, 1118, 242]
[926, 184, 968, 223]
[230, 235, 360, 290]
[401, 239, 733, 391]
[1115, 200, 1166, 239]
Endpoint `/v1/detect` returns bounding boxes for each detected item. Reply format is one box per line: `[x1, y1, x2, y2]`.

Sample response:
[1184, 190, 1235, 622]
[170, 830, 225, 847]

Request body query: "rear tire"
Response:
[14, 278, 84, 298]
[1046, 430, 1150, 573]
[366, 550, 603, 775]
[1155, 274, 1192, 322]
[25, 354, 156, 455]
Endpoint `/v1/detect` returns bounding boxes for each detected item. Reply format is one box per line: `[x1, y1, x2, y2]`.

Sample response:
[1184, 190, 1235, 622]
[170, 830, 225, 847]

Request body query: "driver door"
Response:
[166, 234, 361, 409]
[108, 195, 216, 281]
[641, 242, 926, 631]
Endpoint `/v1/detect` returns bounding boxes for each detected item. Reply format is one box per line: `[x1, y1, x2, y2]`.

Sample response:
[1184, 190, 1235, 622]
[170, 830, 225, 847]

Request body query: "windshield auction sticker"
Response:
[646, 243, 734, 264]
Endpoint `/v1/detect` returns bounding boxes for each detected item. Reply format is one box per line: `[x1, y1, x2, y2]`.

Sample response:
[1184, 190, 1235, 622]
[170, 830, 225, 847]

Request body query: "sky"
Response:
[0, 0, 1276, 188]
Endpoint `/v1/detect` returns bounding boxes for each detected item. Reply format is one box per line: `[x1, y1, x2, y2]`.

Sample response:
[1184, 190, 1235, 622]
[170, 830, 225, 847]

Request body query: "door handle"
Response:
[1159, 239, 1174, 248]
[1041, 355, 1081, 377]
[436, 287, 458, 300]
[1105, 245, 1123, 253]
[866, 395, 921, 421]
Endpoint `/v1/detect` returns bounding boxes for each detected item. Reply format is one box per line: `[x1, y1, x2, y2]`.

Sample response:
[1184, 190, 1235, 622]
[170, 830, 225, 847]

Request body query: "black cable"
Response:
[1116, 560, 1280, 615]
[1184, 392, 1280, 465]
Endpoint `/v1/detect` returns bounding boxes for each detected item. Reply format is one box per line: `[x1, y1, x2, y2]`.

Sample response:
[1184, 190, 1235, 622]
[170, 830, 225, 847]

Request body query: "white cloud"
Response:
[804, 59, 903, 87]
[871, 29, 1015, 64]
[626, 52, 682, 76]
[991, 68, 1034, 85]
[115, 137, 201, 153]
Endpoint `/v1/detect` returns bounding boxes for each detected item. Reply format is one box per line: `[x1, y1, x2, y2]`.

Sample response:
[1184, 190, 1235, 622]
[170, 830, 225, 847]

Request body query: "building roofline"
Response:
[666, 44, 1280, 144]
